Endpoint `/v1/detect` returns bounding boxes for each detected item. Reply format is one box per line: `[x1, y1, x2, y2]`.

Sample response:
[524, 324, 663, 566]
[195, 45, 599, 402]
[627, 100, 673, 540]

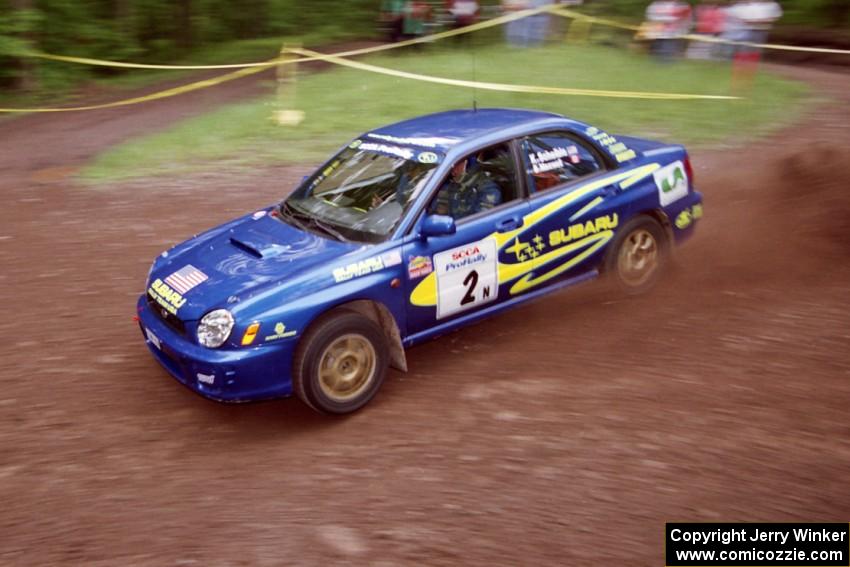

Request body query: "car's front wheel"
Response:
[292, 310, 388, 414]
[604, 215, 668, 295]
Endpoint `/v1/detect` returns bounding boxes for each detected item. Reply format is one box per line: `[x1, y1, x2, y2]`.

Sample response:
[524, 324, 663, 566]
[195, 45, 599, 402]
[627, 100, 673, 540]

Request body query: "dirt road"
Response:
[1, 63, 849, 566]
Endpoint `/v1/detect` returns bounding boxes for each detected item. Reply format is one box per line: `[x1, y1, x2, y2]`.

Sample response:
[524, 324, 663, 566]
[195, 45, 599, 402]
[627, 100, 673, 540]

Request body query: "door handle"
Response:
[496, 216, 524, 232]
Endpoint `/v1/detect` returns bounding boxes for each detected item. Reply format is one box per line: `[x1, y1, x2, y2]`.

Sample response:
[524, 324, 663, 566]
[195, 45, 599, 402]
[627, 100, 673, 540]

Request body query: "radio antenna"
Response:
[471, 28, 478, 112]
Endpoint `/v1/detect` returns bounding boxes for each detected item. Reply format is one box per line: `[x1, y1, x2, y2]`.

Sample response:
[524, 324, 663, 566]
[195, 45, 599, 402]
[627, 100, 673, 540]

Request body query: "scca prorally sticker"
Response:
[434, 237, 498, 319]
[252, 210, 266, 220]
[654, 160, 689, 206]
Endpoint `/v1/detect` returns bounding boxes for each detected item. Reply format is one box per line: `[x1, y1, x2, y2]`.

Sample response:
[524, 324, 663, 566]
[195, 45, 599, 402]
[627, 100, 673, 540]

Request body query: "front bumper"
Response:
[137, 295, 296, 402]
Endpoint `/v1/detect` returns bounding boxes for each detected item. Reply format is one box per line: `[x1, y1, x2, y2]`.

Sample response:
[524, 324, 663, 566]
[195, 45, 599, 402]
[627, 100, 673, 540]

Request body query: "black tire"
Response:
[603, 215, 669, 295]
[292, 309, 388, 415]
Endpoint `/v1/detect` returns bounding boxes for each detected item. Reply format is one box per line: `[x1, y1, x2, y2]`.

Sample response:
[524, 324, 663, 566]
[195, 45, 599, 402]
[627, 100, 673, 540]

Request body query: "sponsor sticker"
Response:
[264, 322, 297, 342]
[358, 142, 414, 161]
[653, 160, 689, 206]
[381, 250, 403, 268]
[674, 203, 703, 229]
[148, 279, 186, 315]
[164, 265, 208, 295]
[407, 255, 433, 279]
[197, 372, 215, 385]
[434, 238, 498, 319]
[366, 133, 458, 148]
[333, 256, 385, 283]
[252, 210, 266, 220]
[418, 151, 439, 164]
[529, 147, 568, 174]
[615, 149, 637, 163]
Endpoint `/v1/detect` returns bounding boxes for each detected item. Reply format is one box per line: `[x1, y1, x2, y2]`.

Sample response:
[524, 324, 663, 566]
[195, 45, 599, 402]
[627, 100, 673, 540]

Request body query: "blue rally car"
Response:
[138, 108, 703, 414]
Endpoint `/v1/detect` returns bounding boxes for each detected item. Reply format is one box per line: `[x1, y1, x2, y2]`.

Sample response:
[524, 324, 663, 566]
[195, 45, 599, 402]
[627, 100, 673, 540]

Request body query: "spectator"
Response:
[447, 0, 480, 29]
[402, 1, 431, 40]
[686, 2, 726, 59]
[503, 0, 553, 48]
[527, 0, 555, 46]
[727, 0, 783, 90]
[380, 0, 406, 42]
[503, 0, 531, 47]
[730, 0, 782, 48]
[645, 0, 693, 60]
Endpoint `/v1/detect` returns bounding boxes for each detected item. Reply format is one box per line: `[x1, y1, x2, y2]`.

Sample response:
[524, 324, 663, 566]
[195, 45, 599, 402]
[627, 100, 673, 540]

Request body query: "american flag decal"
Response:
[164, 265, 208, 294]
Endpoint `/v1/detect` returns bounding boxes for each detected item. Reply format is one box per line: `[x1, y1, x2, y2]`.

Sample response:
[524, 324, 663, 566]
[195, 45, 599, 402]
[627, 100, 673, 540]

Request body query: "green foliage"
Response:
[0, 0, 381, 93]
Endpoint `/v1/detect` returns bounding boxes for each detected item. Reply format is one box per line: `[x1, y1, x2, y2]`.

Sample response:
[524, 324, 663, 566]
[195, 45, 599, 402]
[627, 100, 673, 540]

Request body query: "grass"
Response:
[80, 41, 811, 183]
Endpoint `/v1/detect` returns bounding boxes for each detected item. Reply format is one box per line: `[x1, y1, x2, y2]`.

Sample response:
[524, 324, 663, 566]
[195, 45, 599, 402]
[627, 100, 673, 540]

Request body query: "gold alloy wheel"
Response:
[617, 228, 659, 287]
[318, 333, 377, 402]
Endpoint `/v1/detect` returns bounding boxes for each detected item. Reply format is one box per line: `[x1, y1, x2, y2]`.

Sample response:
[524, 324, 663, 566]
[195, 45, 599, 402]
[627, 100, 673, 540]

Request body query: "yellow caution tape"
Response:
[292, 47, 738, 101]
[1, 3, 749, 113]
[27, 52, 270, 70]
[27, 4, 564, 71]
[552, 7, 850, 55]
[555, 8, 641, 32]
[0, 63, 276, 112]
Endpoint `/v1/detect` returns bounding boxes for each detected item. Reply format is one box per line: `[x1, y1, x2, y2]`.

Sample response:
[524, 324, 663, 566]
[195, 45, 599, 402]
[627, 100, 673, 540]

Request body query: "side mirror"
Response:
[421, 214, 456, 238]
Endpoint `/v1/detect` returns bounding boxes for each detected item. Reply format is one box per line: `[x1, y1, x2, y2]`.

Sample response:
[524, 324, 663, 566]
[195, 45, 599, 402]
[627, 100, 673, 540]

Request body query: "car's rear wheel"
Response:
[604, 215, 668, 295]
[292, 309, 388, 414]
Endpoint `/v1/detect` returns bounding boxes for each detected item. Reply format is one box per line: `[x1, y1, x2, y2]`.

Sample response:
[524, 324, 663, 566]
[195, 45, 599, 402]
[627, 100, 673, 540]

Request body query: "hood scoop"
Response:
[229, 229, 291, 259]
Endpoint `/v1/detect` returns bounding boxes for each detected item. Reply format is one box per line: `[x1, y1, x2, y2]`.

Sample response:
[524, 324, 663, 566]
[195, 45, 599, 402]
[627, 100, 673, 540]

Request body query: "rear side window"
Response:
[522, 132, 604, 193]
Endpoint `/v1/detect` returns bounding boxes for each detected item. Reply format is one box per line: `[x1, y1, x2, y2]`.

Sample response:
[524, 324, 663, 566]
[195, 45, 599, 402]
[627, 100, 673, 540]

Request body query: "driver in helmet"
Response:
[431, 153, 503, 219]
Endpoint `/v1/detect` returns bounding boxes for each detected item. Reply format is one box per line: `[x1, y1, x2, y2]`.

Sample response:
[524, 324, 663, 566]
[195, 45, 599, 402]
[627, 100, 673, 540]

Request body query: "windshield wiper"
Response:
[278, 201, 308, 231]
[309, 217, 349, 242]
[280, 201, 348, 242]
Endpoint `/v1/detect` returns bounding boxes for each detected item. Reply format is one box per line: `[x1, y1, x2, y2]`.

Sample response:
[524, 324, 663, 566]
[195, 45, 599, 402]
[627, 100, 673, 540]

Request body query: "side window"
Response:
[428, 142, 518, 222]
[523, 132, 604, 193]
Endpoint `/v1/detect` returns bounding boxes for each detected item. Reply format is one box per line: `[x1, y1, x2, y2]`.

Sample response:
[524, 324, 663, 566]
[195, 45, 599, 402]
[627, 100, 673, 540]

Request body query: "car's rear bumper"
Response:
[137, 295, 295, 402]
[668, 190, 704, 243]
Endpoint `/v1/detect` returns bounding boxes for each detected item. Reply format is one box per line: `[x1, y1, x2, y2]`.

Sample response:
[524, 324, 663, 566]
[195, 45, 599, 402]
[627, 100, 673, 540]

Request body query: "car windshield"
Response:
[282, 141, 442, 243]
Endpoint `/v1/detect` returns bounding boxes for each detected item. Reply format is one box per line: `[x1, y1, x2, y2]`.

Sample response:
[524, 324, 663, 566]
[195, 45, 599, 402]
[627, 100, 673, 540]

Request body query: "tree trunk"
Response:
[175, 0, 193, 49]
[824, 0, 850, 29]
[113, 0, 134, 36]
[10, 0, 37, 92]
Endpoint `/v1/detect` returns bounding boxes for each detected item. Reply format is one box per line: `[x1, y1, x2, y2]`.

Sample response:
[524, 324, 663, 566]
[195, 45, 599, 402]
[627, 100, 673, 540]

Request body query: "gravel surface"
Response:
[0, 62, 848, 566]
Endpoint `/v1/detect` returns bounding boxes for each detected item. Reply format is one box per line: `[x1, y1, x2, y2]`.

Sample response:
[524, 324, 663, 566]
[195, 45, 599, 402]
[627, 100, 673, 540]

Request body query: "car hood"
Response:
[147, 209, 357, 321]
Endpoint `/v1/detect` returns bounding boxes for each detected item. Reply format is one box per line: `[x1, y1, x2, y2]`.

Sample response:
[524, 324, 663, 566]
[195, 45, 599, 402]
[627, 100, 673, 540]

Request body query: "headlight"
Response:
[197, 309, 234, 348]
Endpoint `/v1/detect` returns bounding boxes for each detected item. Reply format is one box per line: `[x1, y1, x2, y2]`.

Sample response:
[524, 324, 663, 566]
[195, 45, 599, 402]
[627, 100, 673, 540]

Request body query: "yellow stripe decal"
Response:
[569, 196, 604, 221]
[410, 164, 658, 307]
